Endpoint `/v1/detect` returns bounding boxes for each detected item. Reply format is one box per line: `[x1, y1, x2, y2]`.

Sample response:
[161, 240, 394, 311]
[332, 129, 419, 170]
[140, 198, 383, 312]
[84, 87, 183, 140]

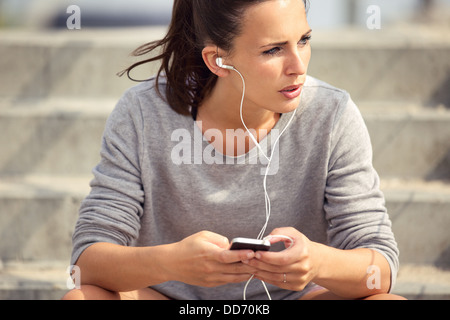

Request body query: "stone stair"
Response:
[0, 25, 449, 300]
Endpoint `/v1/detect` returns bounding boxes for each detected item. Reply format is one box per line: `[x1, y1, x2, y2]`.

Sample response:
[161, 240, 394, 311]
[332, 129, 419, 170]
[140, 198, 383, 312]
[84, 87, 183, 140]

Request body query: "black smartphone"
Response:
[230, 237, 271, 251]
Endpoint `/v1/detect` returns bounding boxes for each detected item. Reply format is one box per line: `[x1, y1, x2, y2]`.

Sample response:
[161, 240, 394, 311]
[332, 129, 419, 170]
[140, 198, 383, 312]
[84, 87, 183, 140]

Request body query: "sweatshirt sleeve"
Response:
[324, 94, 399, 290]
[70, 90, 145, 265]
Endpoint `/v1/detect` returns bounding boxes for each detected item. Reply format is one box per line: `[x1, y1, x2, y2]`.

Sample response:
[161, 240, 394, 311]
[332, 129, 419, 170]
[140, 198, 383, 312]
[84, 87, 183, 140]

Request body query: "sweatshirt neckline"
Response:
[191, 108, 296, 162]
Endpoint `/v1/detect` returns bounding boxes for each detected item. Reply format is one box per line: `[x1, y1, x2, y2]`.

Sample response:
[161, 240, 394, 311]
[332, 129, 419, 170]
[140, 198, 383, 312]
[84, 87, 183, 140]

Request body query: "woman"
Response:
[63, 0, 404, 300]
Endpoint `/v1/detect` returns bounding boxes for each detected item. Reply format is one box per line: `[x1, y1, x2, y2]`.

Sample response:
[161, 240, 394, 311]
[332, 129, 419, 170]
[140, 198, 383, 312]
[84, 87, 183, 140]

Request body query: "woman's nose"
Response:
[285, 49, 308, 76]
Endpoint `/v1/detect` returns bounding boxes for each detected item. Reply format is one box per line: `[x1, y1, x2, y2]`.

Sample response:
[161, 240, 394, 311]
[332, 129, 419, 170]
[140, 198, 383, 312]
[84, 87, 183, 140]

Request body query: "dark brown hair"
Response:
[118, 0, 309, 116]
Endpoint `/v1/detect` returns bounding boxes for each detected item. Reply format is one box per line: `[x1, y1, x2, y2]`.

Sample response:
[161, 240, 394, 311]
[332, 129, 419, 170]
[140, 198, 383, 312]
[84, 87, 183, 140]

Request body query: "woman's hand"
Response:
[244, 227, 320, 291]
[167, 231, 257, 287]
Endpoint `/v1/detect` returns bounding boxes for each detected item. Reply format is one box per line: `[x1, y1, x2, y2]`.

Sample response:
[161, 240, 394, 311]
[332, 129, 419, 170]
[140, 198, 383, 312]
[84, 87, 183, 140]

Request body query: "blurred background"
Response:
[0, 0, 449, 300]
[1, 0, 450, 29]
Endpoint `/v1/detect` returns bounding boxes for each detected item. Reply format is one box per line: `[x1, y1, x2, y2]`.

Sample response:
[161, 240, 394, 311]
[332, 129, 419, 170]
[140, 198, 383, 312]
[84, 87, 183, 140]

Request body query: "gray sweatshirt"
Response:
[71, 75, 399, 300]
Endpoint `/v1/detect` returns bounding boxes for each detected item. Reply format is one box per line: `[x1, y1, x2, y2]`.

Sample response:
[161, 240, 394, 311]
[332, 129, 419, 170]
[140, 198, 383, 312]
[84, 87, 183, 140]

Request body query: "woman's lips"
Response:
[279, 84, 303, 99]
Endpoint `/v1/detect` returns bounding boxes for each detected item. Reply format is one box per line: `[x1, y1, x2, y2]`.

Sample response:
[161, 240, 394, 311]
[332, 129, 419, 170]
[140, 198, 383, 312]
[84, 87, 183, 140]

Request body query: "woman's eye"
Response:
[262, 35, 311, 56]
[263, 47, 281, 56]
[299, 35, 312, 46]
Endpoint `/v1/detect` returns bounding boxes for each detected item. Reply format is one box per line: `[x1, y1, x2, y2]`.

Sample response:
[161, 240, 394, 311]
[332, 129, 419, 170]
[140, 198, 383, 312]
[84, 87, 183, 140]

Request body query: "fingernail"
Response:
[255, 252, 262, 259]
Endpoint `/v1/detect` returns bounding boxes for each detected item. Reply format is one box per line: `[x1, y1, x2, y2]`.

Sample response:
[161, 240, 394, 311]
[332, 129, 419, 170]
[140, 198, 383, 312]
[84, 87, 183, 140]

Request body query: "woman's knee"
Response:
[62, 285, 169, 300]
[62, 285, 120, 300]
[363, 293, 407, 300]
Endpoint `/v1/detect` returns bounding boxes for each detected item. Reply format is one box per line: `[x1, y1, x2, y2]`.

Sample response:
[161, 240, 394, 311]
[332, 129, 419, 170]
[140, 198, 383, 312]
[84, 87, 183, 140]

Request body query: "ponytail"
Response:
[118, 0, 205, 115]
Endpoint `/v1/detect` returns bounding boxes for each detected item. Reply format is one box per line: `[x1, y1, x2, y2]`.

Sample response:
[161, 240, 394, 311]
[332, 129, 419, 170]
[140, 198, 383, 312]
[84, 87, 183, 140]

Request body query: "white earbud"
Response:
[216, 57, 235, 70]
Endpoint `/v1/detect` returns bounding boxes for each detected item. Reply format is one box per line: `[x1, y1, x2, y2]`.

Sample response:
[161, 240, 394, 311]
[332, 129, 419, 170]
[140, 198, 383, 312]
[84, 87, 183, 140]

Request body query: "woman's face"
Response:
[226, 0, 311, 114]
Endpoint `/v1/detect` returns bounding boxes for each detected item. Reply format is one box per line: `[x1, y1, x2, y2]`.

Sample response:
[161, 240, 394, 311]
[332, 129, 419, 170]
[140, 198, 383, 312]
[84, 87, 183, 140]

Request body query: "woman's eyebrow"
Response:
[260, 40, 288, 49]
[303, 29, 313, 37]
[259, 29, 312, 49]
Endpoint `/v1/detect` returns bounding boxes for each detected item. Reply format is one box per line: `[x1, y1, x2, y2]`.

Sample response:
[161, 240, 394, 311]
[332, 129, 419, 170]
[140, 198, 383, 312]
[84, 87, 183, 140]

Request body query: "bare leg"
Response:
[362, 293, 406, 300]
[300, 288, 406, 300]
[62, 285, 170, 300]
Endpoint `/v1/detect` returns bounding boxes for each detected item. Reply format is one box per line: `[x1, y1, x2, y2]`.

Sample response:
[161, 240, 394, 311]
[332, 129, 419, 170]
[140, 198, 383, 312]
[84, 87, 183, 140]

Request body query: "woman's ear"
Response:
[202, 45, 230, 77]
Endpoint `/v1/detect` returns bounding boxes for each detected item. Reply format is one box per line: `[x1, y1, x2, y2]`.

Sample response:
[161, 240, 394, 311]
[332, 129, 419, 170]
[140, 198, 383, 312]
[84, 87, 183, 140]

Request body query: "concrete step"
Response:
[0, 260, 448, 300]
[363, 104, 450, 180]
[0, 260, 69, 300]
[0, 27, 166, 103]
[393, 264, 450, 300]
[1, 175, 449, 266]
[0, 26, 449, 105]
[1, 99, 449, 180]
[308, 26, 450, 107]
[0, 99, 113, 175]
[380, 179, 450, 268]
[0, 174, 91, 262]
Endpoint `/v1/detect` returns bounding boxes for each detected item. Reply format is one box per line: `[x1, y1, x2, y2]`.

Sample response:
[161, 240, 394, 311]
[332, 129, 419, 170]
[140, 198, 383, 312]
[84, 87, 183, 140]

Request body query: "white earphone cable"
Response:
[230, 66, 298, 300]
[232, 68, 297, 241]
